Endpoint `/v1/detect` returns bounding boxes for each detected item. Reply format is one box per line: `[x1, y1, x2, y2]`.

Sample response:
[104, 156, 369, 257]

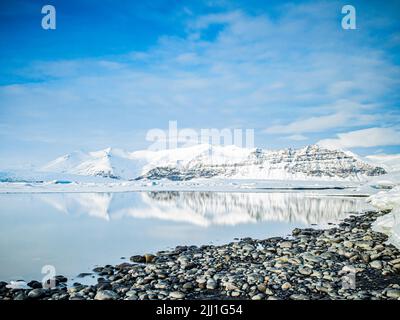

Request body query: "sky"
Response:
[0, 0, 399, 168]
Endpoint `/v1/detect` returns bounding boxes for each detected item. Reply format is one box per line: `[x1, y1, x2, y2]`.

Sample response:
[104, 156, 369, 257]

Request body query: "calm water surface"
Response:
[0, 191, 372, 283]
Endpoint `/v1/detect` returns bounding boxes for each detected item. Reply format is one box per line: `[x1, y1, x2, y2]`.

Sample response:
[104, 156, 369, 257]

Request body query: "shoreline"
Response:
[1, 209, 400, 300]
[0, 178, 366, 195]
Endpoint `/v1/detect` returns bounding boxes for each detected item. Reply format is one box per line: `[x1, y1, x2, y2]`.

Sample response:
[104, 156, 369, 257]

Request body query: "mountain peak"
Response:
[301, 144, 325, 152]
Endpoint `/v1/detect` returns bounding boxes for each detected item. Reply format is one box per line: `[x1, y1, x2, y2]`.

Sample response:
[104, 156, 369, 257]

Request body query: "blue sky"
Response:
[0, 0, 399, 168]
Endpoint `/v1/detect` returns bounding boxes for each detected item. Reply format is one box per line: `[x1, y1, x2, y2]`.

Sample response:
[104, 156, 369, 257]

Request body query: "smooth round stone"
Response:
[182, 282, 193, 290]
[144, 254, 155, 263]
[370, 260, 383, 270]
[206, 279, 217, 290]
[252, 293, 264, 300]
[292, 228, 301, 236]
[28, 288, 45, 299]
[299, 267, 312, 276]
[69, 296, 85, 300]
[27, 280, 42, 289]
[155, 282, 167, 289]
[393, 264, 400, 271]
[125, 290, 138, 298]
[130, 255, 145, 263]
[343, 241, 353, 248]
[94, 290, 119, 300]
[242, 245, 255, 252]
[361, 253, 370, 263]
[265, 288, 274, 295]
[14, 292, 28, 300]
[279, 242, 293, 249]
[281, 282, 292, 290]
[169, 291, 185, 299]
[196, 278, 207, 288]
[55, 275, 68, 283]
[302, 253, 323, 264]
[290, 294, 309, 300]
[257, 283, 266, 292]
[224, 282, 239, 291]
[370, 253, 381, 261]
[386, 289, 400, 299]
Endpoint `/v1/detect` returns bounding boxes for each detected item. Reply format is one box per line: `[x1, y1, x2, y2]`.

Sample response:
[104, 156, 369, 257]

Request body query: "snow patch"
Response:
[368, 186, 400, 249]
[365, 154, 400, 173]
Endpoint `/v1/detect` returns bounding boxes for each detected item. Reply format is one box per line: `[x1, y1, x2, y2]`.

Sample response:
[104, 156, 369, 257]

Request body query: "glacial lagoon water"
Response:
[0, 191, 372, 284]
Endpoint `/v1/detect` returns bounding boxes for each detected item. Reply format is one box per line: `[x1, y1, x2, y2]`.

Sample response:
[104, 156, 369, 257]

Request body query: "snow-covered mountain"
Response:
[40, 144, 387, 181]
[41, 147, 150, 180]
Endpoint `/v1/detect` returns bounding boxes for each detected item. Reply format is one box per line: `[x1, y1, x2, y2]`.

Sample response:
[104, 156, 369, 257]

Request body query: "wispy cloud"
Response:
[282, 134, 308, 141]
[264, 100, 380, 134]
[318, 127, 400, 149]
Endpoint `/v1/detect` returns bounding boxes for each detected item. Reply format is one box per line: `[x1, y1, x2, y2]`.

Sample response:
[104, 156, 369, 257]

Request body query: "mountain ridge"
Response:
[40, 144, 387, 181]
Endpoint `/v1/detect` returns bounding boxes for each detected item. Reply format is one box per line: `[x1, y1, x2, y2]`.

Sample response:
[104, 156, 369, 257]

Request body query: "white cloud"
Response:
[20, 59, 126, 79]
[266, 112, 349, 134]
[282, 134, 308, 141]
[317, 127, 400, 149]
[264, 100, 378, 134]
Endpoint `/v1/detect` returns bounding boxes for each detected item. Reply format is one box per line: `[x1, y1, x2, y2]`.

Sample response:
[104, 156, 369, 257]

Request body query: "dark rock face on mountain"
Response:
[136, 166, 224, 181]
[137, 145, 386, 181]
[246, 145, 386, 179]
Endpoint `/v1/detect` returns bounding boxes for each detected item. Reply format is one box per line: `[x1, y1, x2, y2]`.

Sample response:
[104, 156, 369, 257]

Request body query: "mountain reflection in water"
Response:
[39, 191, 370, 226]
